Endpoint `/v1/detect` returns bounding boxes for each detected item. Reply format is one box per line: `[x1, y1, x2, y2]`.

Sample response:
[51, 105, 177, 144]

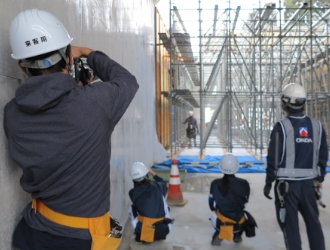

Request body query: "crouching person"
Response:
[209, 154, 250, 246]
[129, 162, 173, 243]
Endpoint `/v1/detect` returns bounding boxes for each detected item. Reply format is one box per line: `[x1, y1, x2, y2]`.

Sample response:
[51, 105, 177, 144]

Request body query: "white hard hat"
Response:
[131, 162, 148, 182]
[188, 111, 193, 116]
[281, 83, 306, 109]
[219, 154, 239, 175]
[10, 9, 73, 60]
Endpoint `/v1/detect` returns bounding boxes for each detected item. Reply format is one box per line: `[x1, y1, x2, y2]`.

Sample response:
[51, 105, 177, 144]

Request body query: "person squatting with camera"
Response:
[128, 162, 174, 243]
[4, 9, 139, 250]
[209, 154, 257, 246]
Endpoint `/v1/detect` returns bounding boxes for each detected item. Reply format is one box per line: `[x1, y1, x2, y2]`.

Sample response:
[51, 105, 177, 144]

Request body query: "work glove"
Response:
[263, 183, 272, 200]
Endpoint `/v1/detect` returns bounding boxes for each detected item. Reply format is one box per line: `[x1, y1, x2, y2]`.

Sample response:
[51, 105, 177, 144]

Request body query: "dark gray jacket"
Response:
[183, 116, 198, 131]
[3, 51, 139, 239]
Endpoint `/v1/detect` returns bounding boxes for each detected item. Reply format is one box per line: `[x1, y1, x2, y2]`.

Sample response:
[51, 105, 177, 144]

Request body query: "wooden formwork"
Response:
[155, 8, 171, 149]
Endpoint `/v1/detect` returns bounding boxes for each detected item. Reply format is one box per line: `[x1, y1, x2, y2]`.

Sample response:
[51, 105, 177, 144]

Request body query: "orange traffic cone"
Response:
[166, 159, 188, 206]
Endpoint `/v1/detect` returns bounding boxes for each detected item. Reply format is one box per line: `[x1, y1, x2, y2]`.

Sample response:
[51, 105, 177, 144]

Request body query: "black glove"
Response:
[263, 183, 272, 199]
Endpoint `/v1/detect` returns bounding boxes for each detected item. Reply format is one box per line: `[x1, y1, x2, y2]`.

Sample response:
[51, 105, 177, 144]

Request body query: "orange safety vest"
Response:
[137, 215, 165, 242]
[31, 199, 121, 250]
[215, 210, 245, 242]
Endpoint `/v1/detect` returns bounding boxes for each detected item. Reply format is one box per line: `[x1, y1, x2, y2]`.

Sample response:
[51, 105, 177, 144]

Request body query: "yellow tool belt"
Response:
[215, 210, 245, 242]
[137, 214, 164, 242]
[31, 199, 121, 250]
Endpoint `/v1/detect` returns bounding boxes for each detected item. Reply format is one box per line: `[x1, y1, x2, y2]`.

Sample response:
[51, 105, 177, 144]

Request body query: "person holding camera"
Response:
[264, 83, 328, 250]
[128, 162, 173, 243]
[4, 9, 139, 250]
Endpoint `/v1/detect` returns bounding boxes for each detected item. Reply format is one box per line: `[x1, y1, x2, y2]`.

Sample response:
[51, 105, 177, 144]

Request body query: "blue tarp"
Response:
[152, 155, 330, 174]
[161, 155, 264, 165]
[152, 164, 266, 173]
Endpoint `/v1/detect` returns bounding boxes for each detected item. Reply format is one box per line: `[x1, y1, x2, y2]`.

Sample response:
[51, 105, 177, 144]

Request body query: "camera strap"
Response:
[73, 59, 80, 83]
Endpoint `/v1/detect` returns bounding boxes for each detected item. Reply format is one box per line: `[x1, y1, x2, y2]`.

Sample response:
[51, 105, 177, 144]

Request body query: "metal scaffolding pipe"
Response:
[204, 37, 228, 92]
[203, 95, 228, 146]
[199, 0, 205, 158]
[232, 6, 241, 33]
[254, 4, 275, 33]
[173, 6, 188, 33]
[205, 5, 219, 47]
[261, 2, 308, 46]
[167, 0, 330, 157]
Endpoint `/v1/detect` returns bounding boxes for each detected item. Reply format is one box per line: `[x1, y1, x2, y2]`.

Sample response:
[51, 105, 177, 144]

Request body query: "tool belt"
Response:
[137, 214, 164, 242]
[31, 199, 121, 250]
[215, 210, 245, 242]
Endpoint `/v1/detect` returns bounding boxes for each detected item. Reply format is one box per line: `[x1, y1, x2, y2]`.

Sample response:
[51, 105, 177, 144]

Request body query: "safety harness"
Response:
[215, 210, 245, 242]
[276, 180, 289, 223]
[32, 199, 121, 250]
[137, 215, 165, 242]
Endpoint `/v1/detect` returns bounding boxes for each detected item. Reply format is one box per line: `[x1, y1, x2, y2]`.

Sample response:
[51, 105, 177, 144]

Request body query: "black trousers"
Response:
[274, 179, 325, 250]
[12, 218, 92, 250]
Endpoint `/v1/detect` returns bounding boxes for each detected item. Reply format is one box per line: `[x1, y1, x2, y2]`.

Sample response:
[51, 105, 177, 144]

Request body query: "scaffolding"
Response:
[158, 0, 330, 159]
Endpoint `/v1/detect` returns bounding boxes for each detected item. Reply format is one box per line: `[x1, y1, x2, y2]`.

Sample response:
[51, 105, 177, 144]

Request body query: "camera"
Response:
[73, 58, 93, 86]
[108, 217, 122, 238]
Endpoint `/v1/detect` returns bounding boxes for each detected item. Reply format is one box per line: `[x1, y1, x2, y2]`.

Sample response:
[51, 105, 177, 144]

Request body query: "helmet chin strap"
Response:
[59, 47, 73, 75]
[58, 47, 67, 61]
[25, 67, 32, 77]
[282, 99, 288, 109]
[68, 55, 74, 75]
[282, 98, 304, 111]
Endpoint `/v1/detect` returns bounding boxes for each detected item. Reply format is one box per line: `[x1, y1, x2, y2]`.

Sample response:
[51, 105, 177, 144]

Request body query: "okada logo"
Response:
[297, 127, 312, 143]
[299, 127, 308, 137]
[296, 138, 313, 143]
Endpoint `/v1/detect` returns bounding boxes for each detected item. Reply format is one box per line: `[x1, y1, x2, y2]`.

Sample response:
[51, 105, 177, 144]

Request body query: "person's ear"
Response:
[18, 61, 27, 73]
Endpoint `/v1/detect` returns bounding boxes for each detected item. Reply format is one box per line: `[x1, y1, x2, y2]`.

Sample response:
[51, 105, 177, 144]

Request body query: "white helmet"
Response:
[219, 153, 239, 175]
[131, 162, 149, 182]
[188, 111, 193, 116]
[10, 9, 72, 60]
[281, 83, 306, 109]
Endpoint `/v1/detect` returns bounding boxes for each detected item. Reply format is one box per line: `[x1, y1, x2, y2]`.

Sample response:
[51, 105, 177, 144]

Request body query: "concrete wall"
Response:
[0, 0, 166, 248]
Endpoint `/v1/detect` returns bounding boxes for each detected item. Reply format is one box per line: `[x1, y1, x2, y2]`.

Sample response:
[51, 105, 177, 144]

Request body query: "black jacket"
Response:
[129, 175, 167, 218]
[209, 175, 250, 222]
